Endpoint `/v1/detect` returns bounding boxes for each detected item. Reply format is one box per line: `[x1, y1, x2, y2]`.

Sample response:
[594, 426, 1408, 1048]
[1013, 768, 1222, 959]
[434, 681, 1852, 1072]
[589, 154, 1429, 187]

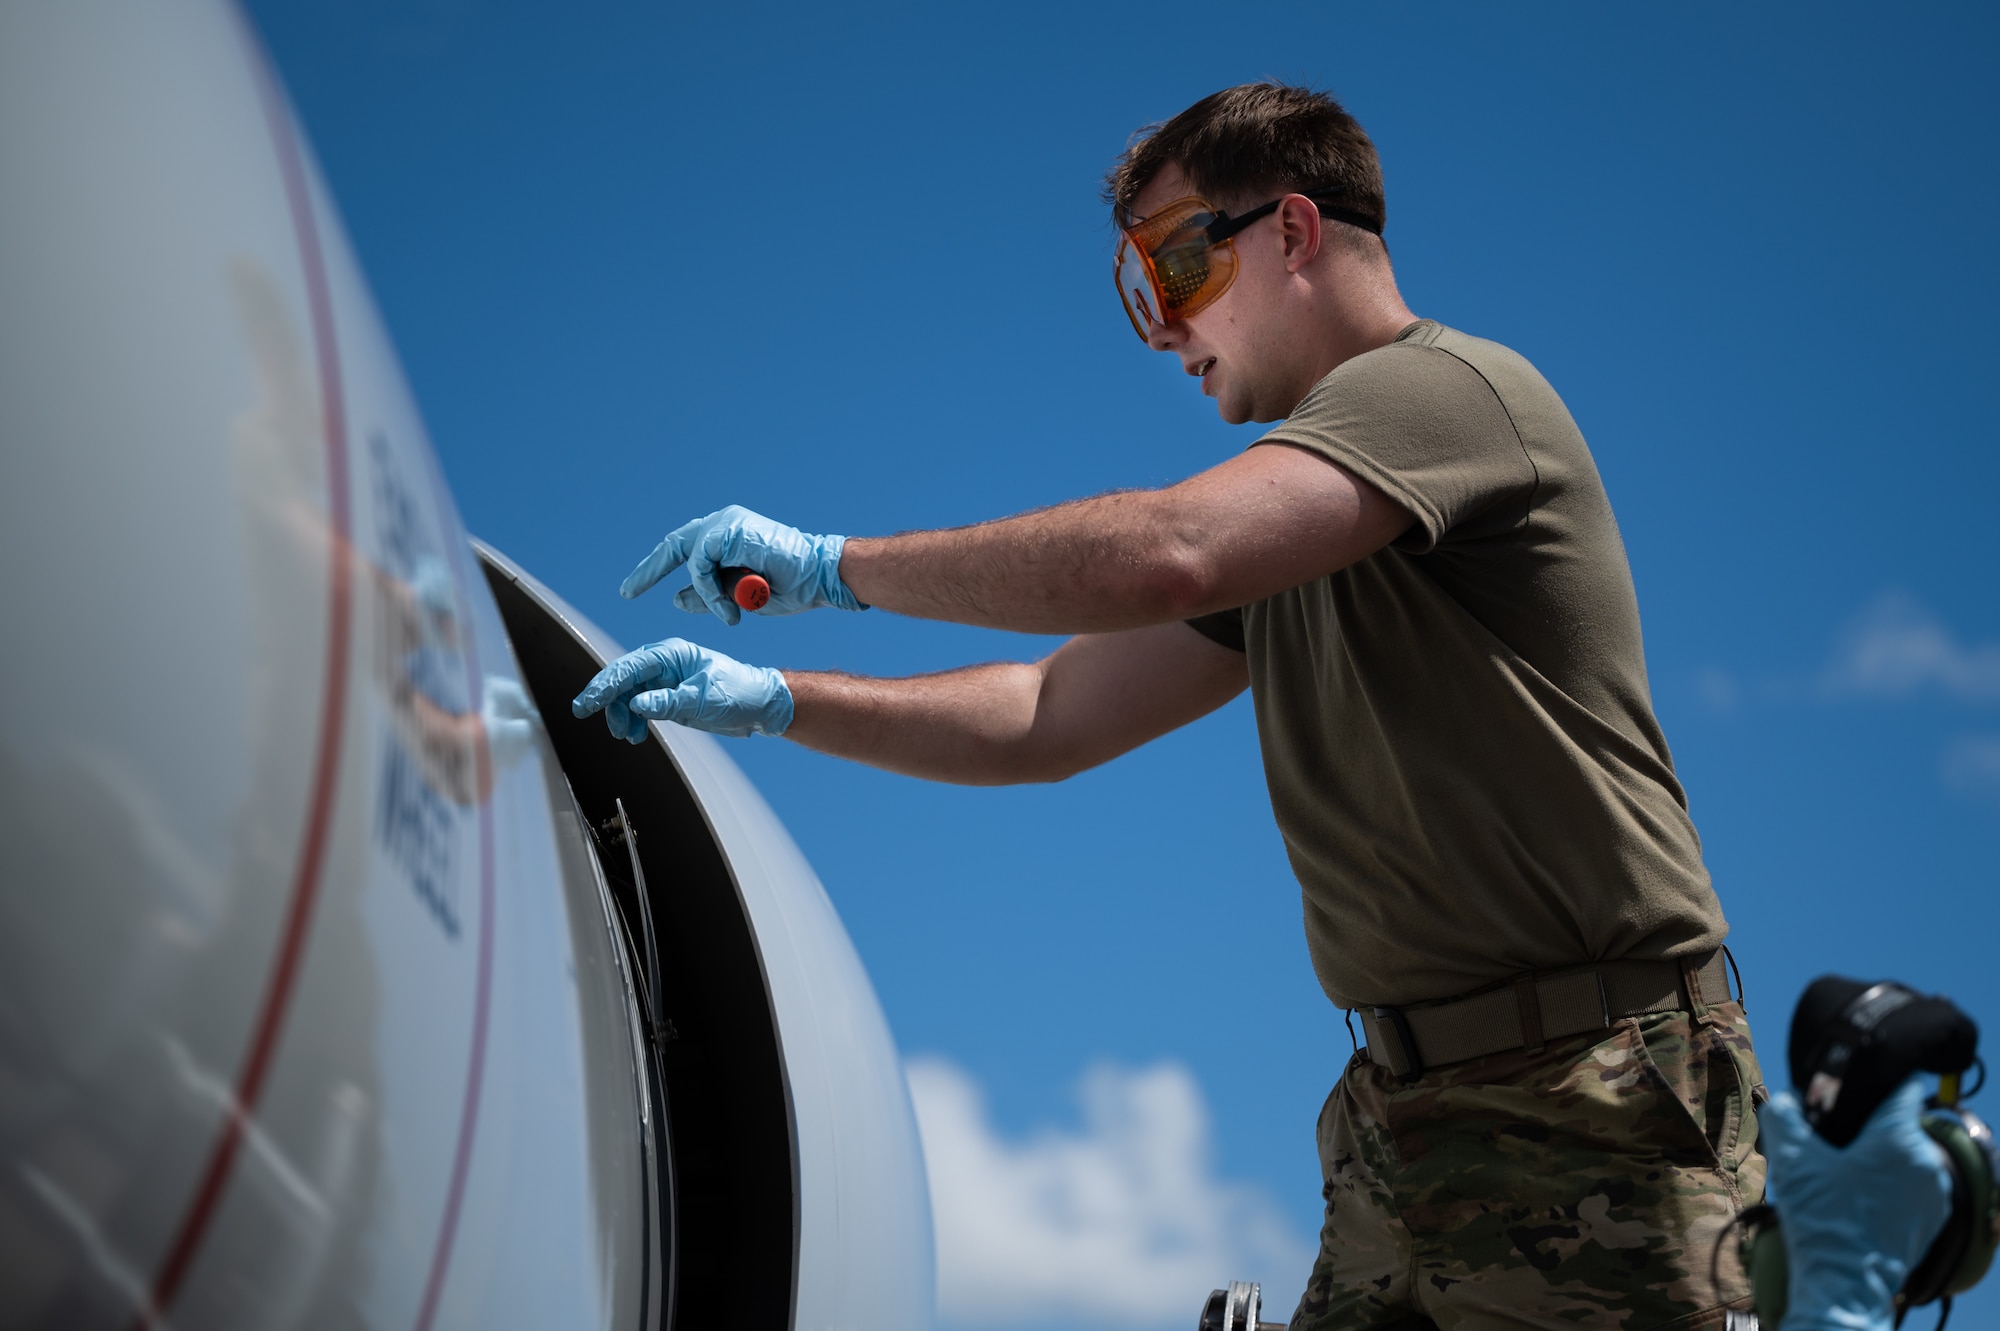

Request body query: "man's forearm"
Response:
[782, 662, 1067, 785]
[835, 444, 1409, 634]
[779, 623, 1247, 785]
[838, 490, 1206, 635]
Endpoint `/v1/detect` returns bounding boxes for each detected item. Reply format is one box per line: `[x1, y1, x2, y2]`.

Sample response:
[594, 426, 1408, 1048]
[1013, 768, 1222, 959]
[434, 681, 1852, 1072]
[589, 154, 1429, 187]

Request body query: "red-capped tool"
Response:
[718, 567, 770, 612]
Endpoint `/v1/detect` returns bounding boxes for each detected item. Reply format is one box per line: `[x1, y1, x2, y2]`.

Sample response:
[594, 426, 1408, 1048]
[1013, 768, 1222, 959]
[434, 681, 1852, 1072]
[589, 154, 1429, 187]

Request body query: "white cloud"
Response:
[1694, 666, 1741, 713]
[905, 1057, 1313, 1331]
[1825, 593, 2000, 703]
[1943, 735, 2000, 804]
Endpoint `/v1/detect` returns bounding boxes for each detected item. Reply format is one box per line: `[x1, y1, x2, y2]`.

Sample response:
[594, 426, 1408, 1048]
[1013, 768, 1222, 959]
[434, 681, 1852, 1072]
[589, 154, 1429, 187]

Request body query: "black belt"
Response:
[1357, 949, 1737, 1082]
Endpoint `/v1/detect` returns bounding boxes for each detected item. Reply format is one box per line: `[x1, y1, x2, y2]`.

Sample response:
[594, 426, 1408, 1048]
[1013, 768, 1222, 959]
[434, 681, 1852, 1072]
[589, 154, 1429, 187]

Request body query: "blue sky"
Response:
[246, 2, 2000, 1325]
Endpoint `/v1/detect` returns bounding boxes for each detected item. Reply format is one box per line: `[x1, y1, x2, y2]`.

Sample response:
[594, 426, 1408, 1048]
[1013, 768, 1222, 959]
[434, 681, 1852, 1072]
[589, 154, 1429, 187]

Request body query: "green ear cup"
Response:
[1741, 1108, 1998, 1325]
[1914, 1109, 1998, 1299]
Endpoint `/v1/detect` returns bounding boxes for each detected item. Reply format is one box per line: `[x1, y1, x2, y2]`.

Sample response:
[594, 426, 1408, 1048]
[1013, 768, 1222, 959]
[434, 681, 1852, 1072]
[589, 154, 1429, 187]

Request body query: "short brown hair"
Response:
[1104, 83, 1386, 240]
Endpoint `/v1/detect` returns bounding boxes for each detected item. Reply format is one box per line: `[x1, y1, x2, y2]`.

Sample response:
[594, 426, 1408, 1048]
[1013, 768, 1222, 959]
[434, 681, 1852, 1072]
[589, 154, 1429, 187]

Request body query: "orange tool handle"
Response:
[718, 567, 770, 612]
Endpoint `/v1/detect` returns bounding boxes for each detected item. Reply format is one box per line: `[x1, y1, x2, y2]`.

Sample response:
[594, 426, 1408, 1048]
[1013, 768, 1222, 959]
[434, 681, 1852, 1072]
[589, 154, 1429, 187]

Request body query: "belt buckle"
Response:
[1373, 1005, 1425, 1083]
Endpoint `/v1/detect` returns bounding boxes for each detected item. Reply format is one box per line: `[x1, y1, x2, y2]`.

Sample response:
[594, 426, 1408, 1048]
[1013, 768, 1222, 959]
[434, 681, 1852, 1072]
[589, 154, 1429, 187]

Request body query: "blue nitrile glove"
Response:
[570, 638, 793, 741]
[1761, 1078, 1955, 1331]
[619, 505, 865, 627]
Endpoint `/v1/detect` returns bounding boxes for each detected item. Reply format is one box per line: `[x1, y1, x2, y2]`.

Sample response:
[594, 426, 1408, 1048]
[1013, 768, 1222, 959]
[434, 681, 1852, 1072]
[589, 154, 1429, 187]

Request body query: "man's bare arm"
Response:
[837, 443, 1411, 635]
[781, 621, 1248, 784]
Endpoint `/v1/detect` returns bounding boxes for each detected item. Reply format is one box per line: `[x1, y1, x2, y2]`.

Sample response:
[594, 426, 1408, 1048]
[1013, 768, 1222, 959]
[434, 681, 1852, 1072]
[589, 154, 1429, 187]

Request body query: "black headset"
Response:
[1735, 978, 1997, 1328]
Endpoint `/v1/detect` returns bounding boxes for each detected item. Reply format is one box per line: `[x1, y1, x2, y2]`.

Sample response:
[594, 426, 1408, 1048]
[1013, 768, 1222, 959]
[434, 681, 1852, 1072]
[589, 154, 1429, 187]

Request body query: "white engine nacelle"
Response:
[0, 6, 932, 1329]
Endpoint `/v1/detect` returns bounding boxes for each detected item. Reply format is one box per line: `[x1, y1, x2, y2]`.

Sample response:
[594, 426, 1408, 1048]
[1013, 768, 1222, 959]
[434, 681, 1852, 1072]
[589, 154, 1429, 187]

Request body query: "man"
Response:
[575, 83, 1765, 1329]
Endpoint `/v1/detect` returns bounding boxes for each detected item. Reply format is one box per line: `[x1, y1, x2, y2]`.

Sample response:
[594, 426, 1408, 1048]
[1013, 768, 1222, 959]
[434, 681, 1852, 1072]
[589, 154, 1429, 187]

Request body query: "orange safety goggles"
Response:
[1113, 192, 1382, 341]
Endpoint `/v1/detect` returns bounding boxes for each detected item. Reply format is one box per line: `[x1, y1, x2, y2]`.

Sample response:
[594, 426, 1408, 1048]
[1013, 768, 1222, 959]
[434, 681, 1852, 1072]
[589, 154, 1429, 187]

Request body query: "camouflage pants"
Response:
[1292, 1001, 1766, 1331]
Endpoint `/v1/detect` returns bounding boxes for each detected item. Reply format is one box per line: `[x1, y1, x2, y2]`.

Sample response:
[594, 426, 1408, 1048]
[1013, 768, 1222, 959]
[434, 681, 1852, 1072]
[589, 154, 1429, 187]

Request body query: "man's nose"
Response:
[1145, 318, 1180, 353]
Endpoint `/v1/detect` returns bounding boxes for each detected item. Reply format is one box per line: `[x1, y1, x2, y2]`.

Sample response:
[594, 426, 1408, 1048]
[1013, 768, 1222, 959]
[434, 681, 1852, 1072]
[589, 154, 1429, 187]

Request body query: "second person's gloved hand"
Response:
[570, 638, 793, 741]
[1760, 1077, 1955, 1331]
[620, 505, 866, 626]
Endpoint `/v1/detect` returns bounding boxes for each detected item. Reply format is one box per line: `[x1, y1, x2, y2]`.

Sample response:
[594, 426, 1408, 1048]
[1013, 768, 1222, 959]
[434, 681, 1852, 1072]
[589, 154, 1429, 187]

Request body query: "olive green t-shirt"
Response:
[1189, 320, 1726, 1010]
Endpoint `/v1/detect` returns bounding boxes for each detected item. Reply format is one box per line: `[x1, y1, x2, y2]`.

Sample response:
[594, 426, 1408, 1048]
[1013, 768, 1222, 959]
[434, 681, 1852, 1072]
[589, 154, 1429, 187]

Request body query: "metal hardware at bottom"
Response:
[1197, 1281, 1285, 1331]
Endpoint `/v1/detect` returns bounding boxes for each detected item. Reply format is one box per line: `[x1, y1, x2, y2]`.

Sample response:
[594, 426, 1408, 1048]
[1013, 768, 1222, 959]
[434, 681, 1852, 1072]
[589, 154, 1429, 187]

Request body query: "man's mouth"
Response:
[1188, 357, 1216, 378]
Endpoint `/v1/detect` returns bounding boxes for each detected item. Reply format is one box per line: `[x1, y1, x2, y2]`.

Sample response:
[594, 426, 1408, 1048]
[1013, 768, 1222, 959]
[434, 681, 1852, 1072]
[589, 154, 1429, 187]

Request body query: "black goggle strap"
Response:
[1202, 192, 1384, 245]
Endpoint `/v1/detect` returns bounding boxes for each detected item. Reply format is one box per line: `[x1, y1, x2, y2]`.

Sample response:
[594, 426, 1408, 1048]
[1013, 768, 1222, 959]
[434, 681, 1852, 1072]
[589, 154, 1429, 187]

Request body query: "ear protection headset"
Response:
[1735, 978, 1997, 1329]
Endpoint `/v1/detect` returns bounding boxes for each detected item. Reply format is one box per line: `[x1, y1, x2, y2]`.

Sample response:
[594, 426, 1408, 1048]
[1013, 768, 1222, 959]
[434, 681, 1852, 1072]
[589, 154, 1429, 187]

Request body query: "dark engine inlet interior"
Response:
[480, 546, 798, 1331]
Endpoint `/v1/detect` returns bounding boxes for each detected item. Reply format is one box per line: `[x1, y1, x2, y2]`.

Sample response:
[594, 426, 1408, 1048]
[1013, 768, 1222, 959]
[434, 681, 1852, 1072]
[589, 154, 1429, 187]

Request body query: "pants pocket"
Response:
[1644, 1006, 1767, 1171]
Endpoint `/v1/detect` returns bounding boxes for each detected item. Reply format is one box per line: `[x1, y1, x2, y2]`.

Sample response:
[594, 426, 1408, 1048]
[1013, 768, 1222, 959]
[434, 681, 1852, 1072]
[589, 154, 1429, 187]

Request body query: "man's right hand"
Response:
[571, 638, 794, 741]
[620, 505, 865, 626]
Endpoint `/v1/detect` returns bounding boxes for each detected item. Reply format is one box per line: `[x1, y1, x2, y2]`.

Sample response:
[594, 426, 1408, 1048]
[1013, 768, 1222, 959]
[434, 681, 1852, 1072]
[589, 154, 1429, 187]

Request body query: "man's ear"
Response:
[1276, 194, 1324, 273]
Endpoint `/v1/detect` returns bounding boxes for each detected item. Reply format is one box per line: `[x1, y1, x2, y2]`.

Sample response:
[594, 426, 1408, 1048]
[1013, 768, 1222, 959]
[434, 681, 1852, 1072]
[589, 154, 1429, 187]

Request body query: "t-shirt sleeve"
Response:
[1255, 344, 1536, 553]
[1185, 607, 1245, 652]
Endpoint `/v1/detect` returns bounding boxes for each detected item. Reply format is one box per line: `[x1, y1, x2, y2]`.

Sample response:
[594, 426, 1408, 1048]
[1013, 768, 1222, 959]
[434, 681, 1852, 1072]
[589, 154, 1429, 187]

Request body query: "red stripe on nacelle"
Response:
[132, 23, 353, 1330]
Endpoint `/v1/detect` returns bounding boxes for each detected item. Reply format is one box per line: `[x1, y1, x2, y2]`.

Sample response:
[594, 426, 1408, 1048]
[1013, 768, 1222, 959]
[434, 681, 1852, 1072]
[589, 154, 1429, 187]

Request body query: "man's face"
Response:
[1126, 163, 1308, 425]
